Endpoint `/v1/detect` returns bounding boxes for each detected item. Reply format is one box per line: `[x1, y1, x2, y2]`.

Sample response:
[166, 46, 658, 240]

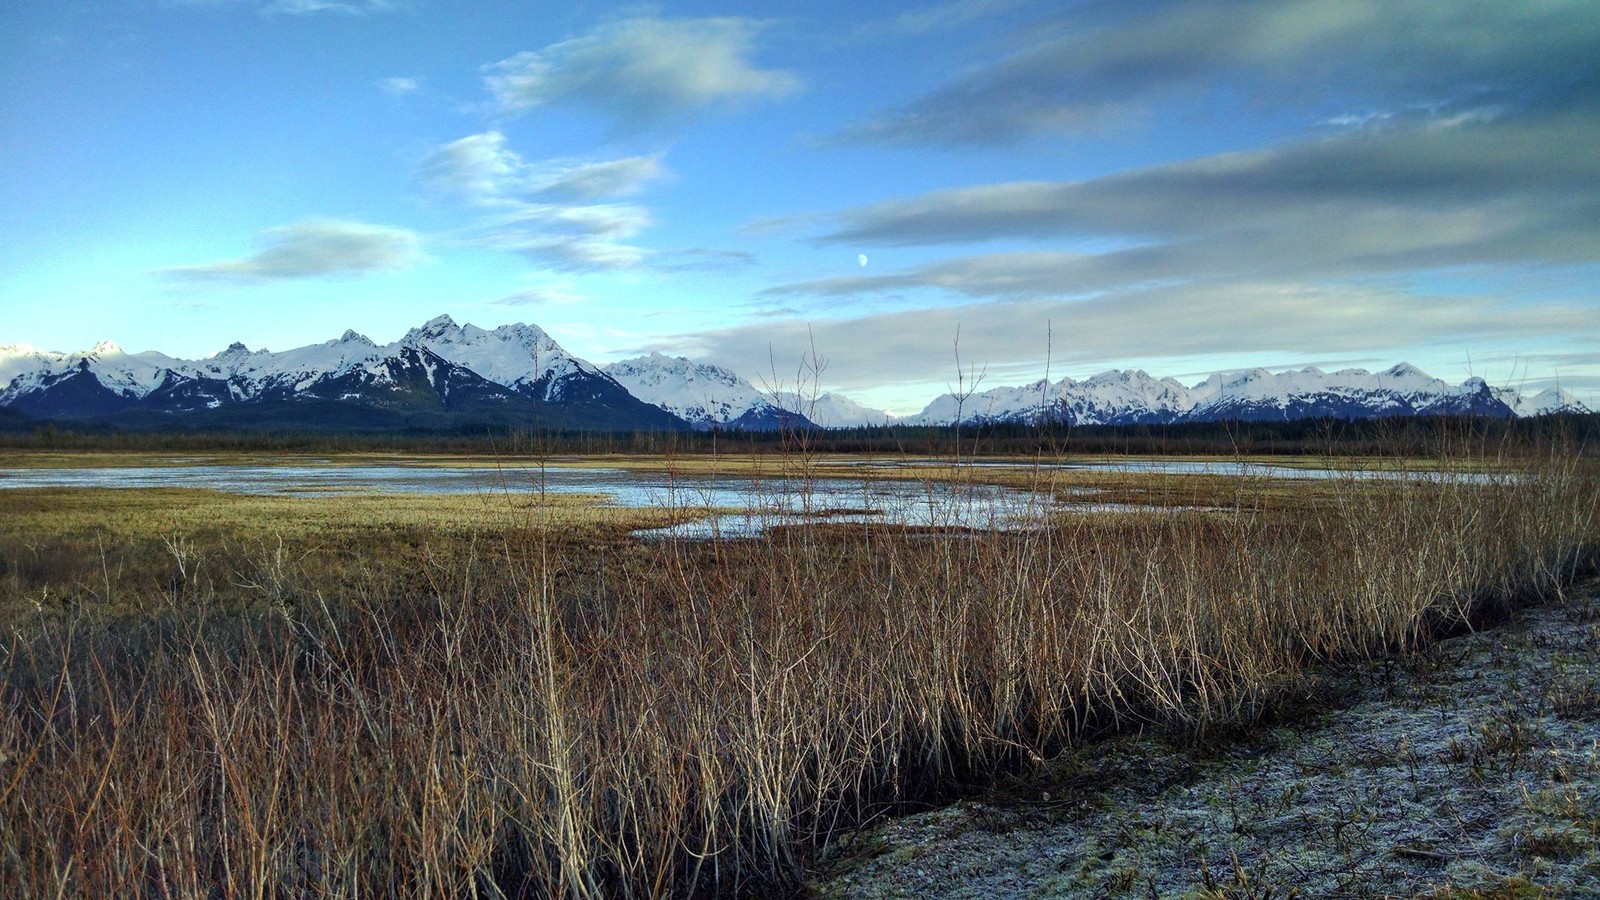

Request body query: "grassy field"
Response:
[0, 442, 1596, 897]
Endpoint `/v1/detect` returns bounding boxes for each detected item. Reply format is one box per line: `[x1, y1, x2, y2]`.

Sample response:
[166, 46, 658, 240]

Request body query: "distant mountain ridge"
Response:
[904, 363, 1588, 426]
[0, 316, 1587, 431]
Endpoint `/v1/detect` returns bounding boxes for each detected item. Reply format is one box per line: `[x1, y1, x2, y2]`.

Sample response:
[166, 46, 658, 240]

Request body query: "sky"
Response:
[2, 0, 1597, 414]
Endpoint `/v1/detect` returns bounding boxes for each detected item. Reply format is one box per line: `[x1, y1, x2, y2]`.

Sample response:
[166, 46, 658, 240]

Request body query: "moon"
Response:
[857, 254, 868, 267]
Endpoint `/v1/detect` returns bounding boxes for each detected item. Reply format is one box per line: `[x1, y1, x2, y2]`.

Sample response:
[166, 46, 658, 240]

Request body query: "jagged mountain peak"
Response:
[401, 316, 559, 354]
[206, 342, 255, 365]
[487, 320, 558, 349]
[1229, 367, 1273, 384]
[403, 314, 463, 346]
[602, 353, 778, 428]
[0, 316, 682, 430]
[907, 362, 1590, 426]
[608, 352, 741, 382]
[1085, 369, 1132, 385]
[3, 322, 1589, 431]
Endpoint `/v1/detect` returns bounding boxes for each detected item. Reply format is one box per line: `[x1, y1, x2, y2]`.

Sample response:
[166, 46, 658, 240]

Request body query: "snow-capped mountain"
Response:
[913, 369, 1194, 427]
[905, 363, 1590, 426]
[602, 353, 816, 431]
[773, 391, 897, 429]
[3, 322, 1587, 433]
[1487, 384, 1589, 418]
[601, 352, 900, 430]
[0, 316, 684, 431]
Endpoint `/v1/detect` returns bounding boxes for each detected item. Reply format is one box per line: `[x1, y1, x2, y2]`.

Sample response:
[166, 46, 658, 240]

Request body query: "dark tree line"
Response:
[3, 411, 1595, 458]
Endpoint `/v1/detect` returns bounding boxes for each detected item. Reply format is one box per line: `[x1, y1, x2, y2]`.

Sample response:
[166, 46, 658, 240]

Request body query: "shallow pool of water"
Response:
[831, 458, 1501, 482]
[0, 463, 1073, 537]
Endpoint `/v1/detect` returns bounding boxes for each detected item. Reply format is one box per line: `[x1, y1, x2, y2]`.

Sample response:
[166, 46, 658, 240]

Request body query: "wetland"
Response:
[0, 441, 1595, 897]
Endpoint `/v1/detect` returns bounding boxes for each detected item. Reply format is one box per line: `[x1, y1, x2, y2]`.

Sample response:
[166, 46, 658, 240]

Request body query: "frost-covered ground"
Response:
[812, 586, 1600, 898]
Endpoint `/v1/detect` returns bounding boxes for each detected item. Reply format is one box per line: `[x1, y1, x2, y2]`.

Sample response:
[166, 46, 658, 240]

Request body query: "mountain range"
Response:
[905, 364, 1587, 426]
[0, 315, 682, 431]
[0, 315, 1588, 431]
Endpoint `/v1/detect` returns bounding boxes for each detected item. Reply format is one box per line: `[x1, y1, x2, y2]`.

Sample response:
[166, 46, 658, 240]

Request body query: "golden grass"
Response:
[0, 445, 1595, 897]
[0, 486, 695, 540]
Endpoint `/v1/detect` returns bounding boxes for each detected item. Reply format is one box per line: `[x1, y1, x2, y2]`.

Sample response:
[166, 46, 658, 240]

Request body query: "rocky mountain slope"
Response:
[0, 315, 684, 431]
[2, 318, 1587, 431]
[905, 363, 1588, 426]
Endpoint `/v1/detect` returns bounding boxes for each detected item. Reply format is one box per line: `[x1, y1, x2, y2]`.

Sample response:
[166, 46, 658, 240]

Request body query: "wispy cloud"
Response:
[420, 132, 669, 272]
[491, 283, 590, 307]
[838, 0, 1600, 145]
[421, 132, 667, 207]
[796, 114, 1600, 294]
[376, 76, 420, 97]
[534, 155, 668, 202]
[262, 0, 399, 15]
[852, 0, 1036, 40]
[164, 0, 403, 16]
[483, 16, 800, 129]
[159, 219, 424, 283]
[474, 206, 654, 272]
[420, 132, 529, 206]
[652, 247, 759, 272]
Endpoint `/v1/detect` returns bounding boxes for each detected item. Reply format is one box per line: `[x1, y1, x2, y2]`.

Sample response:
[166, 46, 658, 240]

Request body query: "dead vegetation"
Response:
[0, 443, 1596, 897]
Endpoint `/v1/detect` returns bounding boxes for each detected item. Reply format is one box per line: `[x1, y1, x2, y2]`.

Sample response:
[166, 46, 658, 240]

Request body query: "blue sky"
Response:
[2, 0, 1597, 413]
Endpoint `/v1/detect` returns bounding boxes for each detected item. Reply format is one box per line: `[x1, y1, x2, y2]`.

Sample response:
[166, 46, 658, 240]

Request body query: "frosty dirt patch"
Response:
[811, 587, 1600, 898]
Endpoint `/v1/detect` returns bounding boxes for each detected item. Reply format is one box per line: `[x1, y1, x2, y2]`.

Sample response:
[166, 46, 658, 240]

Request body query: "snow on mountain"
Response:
[602, 353, 896, 429]
[1514, 387, 1587, 417]
[197, 332, 390, 399]
[602, 353, 788, 428]
[400, 315, 606, 401]
[773, 392, 896, 428]
[3, 324, 1590, 429]
[909, 369, 1195, 426]
[907, 363, 1590, 426]
[1183, 363, 1492, 420]
[0, 340, 191, 406]
[0, 344, 53, 395]
[0, 315, 674, 427]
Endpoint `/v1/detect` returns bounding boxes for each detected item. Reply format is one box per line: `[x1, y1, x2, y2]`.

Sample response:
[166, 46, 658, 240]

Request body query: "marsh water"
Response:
[0, 462, 1076, 537]
[835, 458, 1501, 482]
[0, 458, 1489, 537]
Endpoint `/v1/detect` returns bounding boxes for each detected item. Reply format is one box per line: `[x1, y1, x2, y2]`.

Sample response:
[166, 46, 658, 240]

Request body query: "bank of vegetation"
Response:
[0, 437, 1596, 896]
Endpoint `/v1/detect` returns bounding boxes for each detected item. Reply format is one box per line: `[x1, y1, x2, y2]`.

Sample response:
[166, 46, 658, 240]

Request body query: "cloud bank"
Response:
[668, 281, 1598, 394]
[484, 16, 800, 129]
[160, 219, 423, 283]
[839, 0, 1600, 144]
[420, 132, 669, 272]
[780, 114, 1600, 301]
